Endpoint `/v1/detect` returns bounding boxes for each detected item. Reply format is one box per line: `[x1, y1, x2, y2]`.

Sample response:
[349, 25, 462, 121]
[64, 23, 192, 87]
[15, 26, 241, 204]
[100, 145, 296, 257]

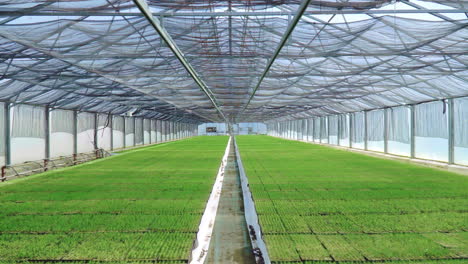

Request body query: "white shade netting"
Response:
[415, 101, 448, 162]
[0, 103, 4, 166]
[135, 118, 144, 145]
[77, 112, 96, 153]
[97, 114, 112, 150]
[339, 114, 350, 147]
[320, 117, 328, 143]
[112, 116, 125, 149]
[387, 106, 411, 156]
[454, 97, 468, 165]
[11, 104, 45, 163]
[328, 115, 338, 145]
[156, 120, 162, 143]
[351, 112, 365, 149]
[366, 109, 385, 152]
[125, 117, 135, 147]
[51, 109, 74, 157]
[144, 119, 151, 144]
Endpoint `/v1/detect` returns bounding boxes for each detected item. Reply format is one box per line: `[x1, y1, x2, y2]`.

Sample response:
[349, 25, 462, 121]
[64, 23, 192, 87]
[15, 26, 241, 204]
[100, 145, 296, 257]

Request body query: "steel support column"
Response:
[45, 106, 50, 160]
[110, 115, 114, 151]
[448, 99, 455, 164]
[4, 103, 11, 166]
[364, 111, 368, 151]
[384, 108, 389, 154]
[73, 110, 78, 156]
[410, 105, 416, 158]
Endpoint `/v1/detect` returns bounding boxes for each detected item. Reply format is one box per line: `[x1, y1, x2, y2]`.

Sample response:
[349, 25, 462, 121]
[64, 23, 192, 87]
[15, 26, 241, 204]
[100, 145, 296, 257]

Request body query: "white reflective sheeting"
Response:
[0, 102, 5, 166]
[11, 105, 46, 164]
[454, 98, 468, 165]
[351, 112, 365, 149]
[339, 114, 350, 147]
[150, 120, 157, 143]
[156, 120, 162, 142]
[77, 112, 95, 153]
[415, 101, 449, 162]
[366, 110, 384, 152]
[329, 115, 338, 145]
[387, 106, 411, 156]
[112, 116, 124, 149]
[51, 109, 74, 157]
[135, 118, 144, 145]
[125, 117, 135, 147]
[97, 114, 111, 150]
[144, 119, 151, 144]
[313, 118, 320, 142]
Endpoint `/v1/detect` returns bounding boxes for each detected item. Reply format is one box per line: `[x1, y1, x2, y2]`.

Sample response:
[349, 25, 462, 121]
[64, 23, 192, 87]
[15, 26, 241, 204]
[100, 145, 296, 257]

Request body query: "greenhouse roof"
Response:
[0, 0, 466, 123]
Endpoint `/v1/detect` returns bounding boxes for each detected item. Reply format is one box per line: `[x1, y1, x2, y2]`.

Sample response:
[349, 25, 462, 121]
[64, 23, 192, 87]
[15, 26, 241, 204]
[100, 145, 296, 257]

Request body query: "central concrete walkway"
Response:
[205, 140, 257, 264]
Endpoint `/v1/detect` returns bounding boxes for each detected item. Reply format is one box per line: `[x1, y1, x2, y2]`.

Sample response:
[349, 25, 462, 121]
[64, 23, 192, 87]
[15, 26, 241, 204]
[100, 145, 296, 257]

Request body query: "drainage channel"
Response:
[205, 138, 257, 264]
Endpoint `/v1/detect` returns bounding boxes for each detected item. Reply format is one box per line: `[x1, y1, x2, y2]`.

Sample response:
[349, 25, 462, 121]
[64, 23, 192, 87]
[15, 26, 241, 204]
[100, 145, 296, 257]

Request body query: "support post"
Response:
[73, 110, 78, 157]
[4, 103, 11, 166]
[123, 117, 127, 148]
[94, 113, 98, 150]
[133, 117, 136, 147]
[448, 99, 455, 164]
[45, 106, 50, 160]
[337, 115, 341, 146]
[364, 111, 368, 151]
[349, 113, 353, 148]
[384, 108, 388, 154]
[110, 115, 114, 151]
[410, 105, 416, 159]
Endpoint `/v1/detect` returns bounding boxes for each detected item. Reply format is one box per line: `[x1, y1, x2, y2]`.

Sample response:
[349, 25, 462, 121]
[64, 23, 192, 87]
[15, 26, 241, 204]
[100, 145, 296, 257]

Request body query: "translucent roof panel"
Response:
[0, 0, 466, 123]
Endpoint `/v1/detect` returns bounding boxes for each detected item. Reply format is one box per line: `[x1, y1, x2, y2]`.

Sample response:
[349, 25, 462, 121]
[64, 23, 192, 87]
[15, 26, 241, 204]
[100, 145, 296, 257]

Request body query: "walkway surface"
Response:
[205, 140, 257, 264]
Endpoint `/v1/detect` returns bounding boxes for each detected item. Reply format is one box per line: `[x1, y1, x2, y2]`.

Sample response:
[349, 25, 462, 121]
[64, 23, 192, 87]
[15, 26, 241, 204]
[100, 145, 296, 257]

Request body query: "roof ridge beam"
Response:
[132, 0, 227, 122]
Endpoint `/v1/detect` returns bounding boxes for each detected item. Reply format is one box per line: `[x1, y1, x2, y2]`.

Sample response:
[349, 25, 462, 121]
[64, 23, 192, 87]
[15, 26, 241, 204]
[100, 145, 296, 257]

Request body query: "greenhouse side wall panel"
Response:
[366, 110, 385, 152]
[352, 112, 365, 149]
[97, 114, 111, 151]
[50, 109, 74, 157]
[77, 112, 95, 153]
[112, 116, 124, 149]
[329, 116, 338, 145]
[339, 114, 350, 147]
[11, 105, 46, 164]
[0, 102, 4, 166]
[156, 120, 162, 142]
[415, 101, 448, 162]
[125, 117, 135, 147]
[144, 119, 151, 144]
[454, 97, 468, 165]
[150, 120, 157, 143]
[387, 106, 411, 157]
[135, 118, 144, 145]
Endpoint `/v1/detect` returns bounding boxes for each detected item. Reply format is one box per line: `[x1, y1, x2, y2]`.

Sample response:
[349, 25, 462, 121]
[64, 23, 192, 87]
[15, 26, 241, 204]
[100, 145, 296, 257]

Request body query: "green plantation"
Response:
[0, 136, 228, 262]
[236, 136, 468, 263]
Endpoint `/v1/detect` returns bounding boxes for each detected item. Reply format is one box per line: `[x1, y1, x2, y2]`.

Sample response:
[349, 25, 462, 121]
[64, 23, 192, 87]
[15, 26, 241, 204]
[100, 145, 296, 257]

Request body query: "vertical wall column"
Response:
[349, 113, 353, 148]
[133, 117, 136, 147]
[94, 113, 98, 150]
[110, 115, 114, 151]
[4, 103, 11, 166]
[410, 105, 416, 159]
[45, 106, 50, 160]
[123, 117, 127, 148]
[384, 108, 388, 154]
[448, 99, 455, 164]
[364, 111, 368, 151]
[73, 110, 78, 156]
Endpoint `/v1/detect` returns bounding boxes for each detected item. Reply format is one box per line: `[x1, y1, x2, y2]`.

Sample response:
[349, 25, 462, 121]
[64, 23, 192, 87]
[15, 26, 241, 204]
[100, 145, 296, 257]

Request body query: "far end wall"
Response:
[198, 123, 267, 136]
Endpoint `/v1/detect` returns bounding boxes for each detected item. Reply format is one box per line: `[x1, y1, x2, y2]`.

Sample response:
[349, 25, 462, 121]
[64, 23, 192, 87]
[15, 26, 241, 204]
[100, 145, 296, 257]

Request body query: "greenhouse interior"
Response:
[0, 0, 467, 263]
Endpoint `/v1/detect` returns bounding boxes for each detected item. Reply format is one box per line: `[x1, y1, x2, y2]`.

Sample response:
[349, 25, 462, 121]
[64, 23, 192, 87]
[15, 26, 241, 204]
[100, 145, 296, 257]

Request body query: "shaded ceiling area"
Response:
[0, 0, 467, 123]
